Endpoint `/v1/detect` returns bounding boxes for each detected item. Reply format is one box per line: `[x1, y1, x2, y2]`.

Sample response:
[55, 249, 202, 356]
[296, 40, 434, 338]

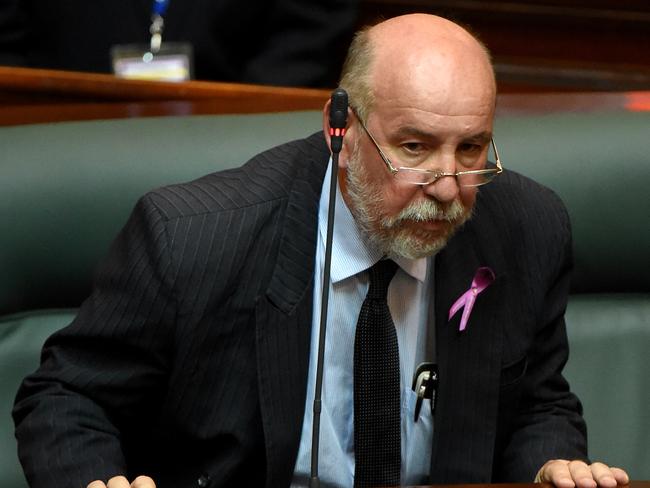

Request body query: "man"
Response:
[14, 14, 629, 488]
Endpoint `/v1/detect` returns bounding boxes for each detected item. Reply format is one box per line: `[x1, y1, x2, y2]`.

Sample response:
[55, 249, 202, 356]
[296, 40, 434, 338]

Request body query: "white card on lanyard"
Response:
[111, 42, 193, 82]
[110, 0, 193, 82]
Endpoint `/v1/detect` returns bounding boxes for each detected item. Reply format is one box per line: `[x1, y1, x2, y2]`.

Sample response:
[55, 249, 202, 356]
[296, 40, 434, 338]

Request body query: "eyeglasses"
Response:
[352, 109, 503, 187]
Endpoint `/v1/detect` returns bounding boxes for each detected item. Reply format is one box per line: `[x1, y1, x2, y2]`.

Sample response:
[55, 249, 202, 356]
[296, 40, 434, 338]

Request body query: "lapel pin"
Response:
[448, 267, 495, 332]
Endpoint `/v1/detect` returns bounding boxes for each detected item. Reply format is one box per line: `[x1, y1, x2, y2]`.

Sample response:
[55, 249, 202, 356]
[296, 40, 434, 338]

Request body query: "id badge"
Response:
[110, 42, 193, 82]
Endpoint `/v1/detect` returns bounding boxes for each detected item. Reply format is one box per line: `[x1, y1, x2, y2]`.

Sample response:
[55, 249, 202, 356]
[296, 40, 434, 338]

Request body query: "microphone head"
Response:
[329, 88, 348, 154]
[329, 88, 348, 130]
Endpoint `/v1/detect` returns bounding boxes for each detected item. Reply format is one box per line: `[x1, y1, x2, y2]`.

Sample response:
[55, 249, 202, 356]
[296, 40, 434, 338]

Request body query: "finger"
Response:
[610, 467, 630, 485]
[568, 460, 597, 488]
[589, 462, 618, 488]
[87, 481, 107, 488]
[106, 476, 132, 488]
[590, 465, 630, 486]
[539, 460, 576, 488]
[131, 475, 156, 488]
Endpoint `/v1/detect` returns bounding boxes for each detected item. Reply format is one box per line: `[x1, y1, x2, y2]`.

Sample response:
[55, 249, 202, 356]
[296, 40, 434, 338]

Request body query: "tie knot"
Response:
[367, 259, 398, 300]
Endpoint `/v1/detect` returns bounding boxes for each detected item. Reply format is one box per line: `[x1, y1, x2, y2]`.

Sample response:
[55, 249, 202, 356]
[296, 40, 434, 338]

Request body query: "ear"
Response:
[322, 100, 355, 169]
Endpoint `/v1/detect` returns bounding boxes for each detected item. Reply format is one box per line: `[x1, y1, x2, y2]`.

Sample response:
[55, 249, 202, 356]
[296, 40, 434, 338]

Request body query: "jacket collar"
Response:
[265, 133, 330, 314]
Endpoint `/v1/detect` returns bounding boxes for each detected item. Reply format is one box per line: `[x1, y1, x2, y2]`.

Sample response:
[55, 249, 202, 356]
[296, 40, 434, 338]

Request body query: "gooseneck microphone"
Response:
[328, 88, 348, 153]
[310, 88, 348, 488]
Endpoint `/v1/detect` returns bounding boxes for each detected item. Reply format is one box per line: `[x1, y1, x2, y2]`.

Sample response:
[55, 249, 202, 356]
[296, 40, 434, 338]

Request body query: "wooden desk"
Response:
[0, 66, 330, 126]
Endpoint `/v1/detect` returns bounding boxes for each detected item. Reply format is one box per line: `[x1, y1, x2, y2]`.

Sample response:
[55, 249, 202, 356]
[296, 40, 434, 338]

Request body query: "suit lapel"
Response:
[255, 136, 329, 488]
[430, 217, 508, 483]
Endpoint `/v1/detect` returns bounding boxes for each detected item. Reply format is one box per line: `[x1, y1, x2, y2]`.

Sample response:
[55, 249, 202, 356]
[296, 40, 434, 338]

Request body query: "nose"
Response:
[420, 149, 461, 202]
[422, 173, 460, 202]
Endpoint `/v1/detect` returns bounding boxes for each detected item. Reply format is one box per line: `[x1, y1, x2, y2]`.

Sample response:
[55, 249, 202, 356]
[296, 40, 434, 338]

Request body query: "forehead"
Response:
[369, 82, 496, 140]
[367, 26, 496, 134]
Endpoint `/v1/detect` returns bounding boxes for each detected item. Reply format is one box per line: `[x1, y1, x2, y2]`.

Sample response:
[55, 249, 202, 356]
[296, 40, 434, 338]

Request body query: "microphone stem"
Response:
[309, 151, 340, 488]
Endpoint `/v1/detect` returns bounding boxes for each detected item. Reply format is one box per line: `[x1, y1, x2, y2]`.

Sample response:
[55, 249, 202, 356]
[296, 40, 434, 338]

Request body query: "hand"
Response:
[87, 475, 156, 488]
[535, 459, 629, 488]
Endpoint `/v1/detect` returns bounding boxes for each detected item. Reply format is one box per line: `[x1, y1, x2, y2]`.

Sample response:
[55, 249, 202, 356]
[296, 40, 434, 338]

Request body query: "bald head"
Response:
[339, 14, 496, 121]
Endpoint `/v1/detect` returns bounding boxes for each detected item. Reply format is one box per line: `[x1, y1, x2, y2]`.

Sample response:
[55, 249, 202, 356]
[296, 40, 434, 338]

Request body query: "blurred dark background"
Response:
[357, 0, 650, 92]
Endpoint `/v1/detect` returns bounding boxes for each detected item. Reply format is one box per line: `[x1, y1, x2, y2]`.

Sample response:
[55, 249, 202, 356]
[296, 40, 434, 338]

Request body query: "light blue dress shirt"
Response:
[291, 161, 435, 487]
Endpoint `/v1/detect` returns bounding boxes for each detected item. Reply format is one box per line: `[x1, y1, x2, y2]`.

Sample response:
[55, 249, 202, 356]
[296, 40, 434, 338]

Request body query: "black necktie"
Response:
[354, 259, 401, 488]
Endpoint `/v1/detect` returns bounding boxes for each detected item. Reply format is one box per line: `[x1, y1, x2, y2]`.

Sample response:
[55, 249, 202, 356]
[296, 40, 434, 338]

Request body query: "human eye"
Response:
[457, 142, 485, 167]
[458, 142, 482, 155]
[398, 142, 428, 164]
[402, 141, 425, 153]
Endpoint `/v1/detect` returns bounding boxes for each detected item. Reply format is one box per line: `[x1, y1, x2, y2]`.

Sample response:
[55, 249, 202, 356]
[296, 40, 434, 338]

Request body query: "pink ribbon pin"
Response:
[448, 267, 495, 331]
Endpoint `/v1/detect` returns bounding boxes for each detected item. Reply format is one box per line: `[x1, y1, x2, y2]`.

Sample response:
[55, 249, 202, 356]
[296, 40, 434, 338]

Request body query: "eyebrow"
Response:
[462, 131, 493, 145]
[392, 126, 493, 145]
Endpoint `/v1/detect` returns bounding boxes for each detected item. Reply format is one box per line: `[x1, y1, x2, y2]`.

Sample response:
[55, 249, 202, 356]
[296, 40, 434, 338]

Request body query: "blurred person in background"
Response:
[0, 0, 357, 87]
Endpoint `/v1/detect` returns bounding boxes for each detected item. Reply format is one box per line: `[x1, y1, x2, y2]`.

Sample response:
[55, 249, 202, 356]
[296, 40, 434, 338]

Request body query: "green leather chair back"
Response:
[1, 112, 323, 316]
[495, 111, 650, 293]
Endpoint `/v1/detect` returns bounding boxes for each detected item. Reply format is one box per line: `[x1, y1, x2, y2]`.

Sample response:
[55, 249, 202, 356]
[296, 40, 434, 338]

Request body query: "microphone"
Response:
[328, 88, 348, 154]
[310, 88, 348, 488]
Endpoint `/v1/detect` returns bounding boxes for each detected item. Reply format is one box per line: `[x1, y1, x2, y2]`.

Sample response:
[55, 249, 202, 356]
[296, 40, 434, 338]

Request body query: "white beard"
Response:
[344, 140, 472, 259]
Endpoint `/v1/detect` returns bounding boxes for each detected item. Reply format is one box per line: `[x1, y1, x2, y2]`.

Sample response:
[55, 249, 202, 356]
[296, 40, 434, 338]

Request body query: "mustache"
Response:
[383, 198, 467, 227]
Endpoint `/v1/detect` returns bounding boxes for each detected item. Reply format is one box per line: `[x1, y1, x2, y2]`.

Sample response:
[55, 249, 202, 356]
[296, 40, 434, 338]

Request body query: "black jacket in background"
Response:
[0, 0, 357, 87]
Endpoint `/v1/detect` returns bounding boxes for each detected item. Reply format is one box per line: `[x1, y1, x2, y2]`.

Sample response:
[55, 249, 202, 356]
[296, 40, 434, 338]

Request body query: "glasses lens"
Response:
[395, 168, 499, 186]
[457, 171, 498, 187]
[394, 168, 436, 185]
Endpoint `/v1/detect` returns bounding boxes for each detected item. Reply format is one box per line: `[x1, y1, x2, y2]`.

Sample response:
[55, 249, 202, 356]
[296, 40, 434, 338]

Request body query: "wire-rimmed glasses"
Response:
[353, 109, 503, 187]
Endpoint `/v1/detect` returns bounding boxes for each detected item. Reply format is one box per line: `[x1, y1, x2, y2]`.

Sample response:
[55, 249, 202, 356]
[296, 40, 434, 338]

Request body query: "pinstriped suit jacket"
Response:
[14, 132, 588, 488]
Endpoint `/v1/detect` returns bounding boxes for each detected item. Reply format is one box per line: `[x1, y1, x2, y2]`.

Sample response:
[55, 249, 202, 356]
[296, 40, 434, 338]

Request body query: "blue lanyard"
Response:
[152, 0, 169, 17]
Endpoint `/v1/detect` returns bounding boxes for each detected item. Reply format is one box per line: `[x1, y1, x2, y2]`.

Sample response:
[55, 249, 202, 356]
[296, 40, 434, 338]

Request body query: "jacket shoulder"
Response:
[475, 169, 570, 237]
[143, 132, 329, 221]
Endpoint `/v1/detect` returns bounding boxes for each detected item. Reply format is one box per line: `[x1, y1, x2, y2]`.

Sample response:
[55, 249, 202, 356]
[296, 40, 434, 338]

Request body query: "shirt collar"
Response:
[318, 160, 428, 284]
